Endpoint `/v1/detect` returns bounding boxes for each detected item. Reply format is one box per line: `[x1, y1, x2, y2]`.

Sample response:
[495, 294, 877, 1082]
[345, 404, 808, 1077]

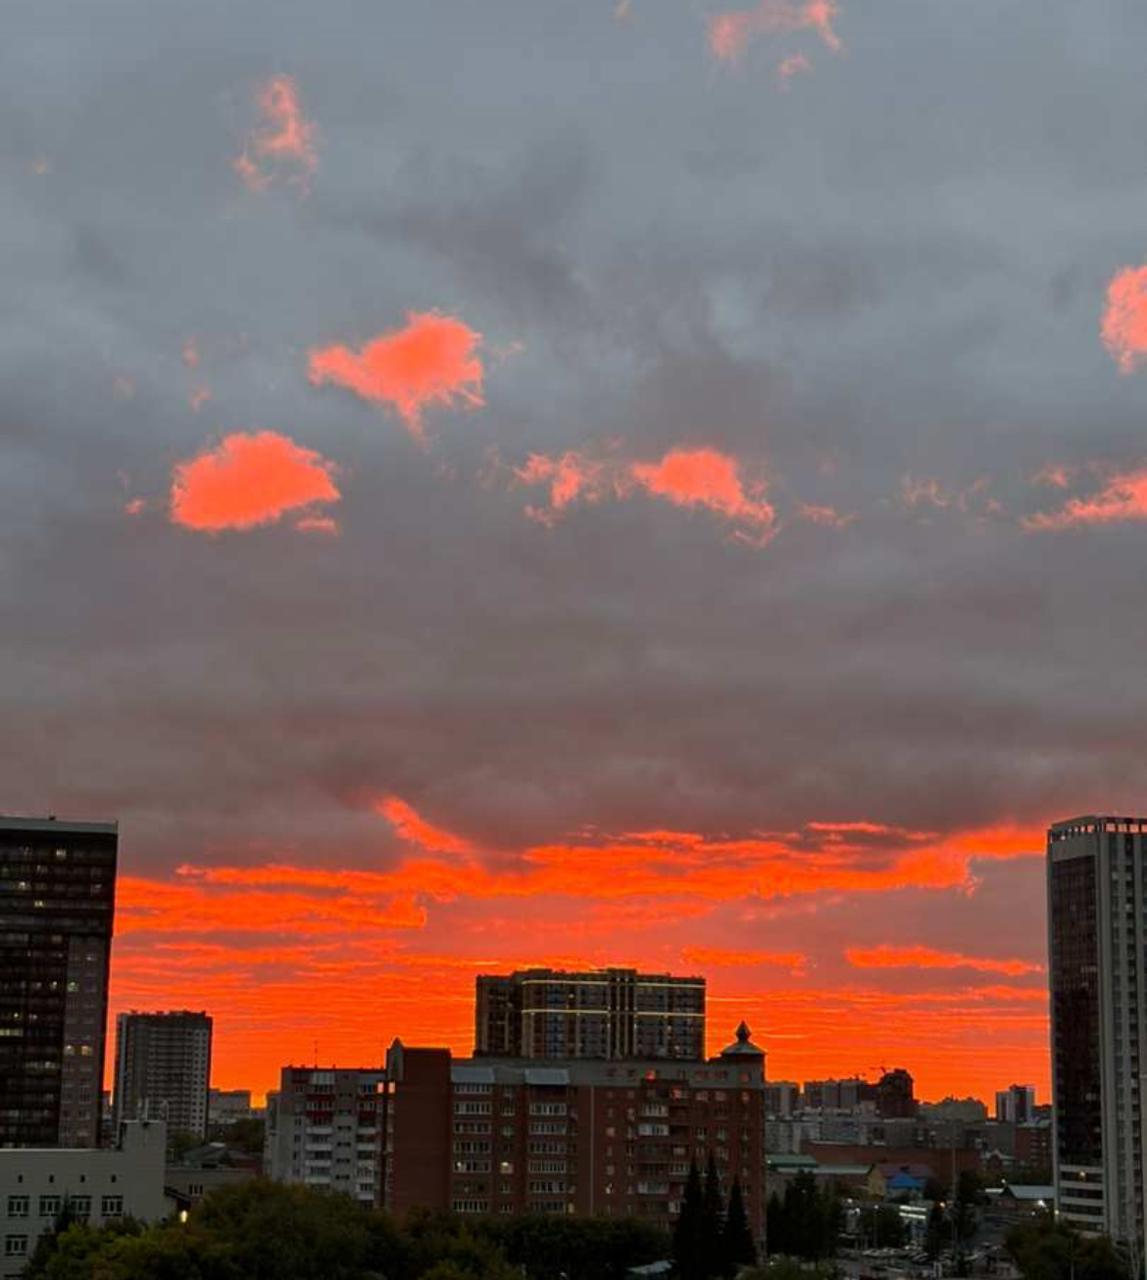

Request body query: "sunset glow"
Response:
[169, 431, 341, 532]
[1101, 264, 1147, 373]
[234, 74, 318, 191]
[308, 312, 485, 440]
[708, 0, 841, 62]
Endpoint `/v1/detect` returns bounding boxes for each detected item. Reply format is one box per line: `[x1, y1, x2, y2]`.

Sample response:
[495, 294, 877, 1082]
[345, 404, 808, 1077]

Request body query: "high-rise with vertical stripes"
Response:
[1048, 816, 1147, 1250]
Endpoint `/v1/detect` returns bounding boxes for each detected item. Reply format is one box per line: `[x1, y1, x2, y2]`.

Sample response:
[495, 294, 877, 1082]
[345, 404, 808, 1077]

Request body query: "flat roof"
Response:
[0, 815, 118, 834]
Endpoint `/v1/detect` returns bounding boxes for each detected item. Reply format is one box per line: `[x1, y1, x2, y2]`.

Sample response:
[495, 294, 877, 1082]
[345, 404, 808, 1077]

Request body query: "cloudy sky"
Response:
[6, 0, 1147, 1100]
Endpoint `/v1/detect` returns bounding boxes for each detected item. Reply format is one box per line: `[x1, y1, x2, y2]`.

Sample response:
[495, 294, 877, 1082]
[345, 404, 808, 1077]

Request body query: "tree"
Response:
[925, 1202, 946, 1261]
[859, 1204, 906, 1249]
[721, 1179, 757, 1276]
[1006, 1218, 1130, 1280]
[674, 1160, 708, 1280]
[703, 1155, 727, 1269]
[765, 1172, 841, 1262]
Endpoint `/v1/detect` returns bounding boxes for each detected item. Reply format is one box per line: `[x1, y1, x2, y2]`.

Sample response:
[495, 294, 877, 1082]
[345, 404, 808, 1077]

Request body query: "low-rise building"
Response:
[0, 1121, 167, 1278]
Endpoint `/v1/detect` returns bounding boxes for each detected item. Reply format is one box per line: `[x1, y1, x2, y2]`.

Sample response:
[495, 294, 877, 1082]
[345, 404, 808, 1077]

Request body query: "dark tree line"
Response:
[765, 1170, 843, 1261]
[21, 1180, 669, 1280]
[1005, 1218, 1131, 1280]
[672, 1156, 758, 1280]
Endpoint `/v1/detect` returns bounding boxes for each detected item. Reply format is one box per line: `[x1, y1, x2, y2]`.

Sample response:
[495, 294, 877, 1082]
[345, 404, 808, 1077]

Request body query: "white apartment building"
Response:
[0, 1121, 168, 1278]
[266, 1068, 386, 1207]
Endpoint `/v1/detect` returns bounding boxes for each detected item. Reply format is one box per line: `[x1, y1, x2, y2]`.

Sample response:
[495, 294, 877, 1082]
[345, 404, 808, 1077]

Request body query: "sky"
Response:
[5, 0, 1147, 1104]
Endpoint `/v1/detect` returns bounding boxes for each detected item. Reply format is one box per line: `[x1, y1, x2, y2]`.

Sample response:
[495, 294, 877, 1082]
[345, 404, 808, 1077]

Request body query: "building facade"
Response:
[113, 1011, 213, 1139]
[0, 816, 118, 1148]
[475, 968, 705, 1062]
[996, 1084, 1037, 1125]
[384, 1022, 766, 1236]
[266, 1068, 386, 1207]
[0, 1121, 167, 1278]
[1048, 816, 1147, 1245]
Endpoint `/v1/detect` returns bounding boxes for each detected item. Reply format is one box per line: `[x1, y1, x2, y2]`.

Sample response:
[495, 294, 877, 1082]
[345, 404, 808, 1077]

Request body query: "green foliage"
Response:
[21, 1182, 673, 1280]
[1005, 1218, 1130, 1280]
[167, 1130, 204, 1163]
[722, 1180, 757, 1275]
[856, 1204, 906, 1249]
[206, 1118, 265, 1157]
[765, 1172, 842, 1262]
[673, 1160, 709, 1280]
[480, 1213, 668, 1280]
[924, 1202, 945, 1261]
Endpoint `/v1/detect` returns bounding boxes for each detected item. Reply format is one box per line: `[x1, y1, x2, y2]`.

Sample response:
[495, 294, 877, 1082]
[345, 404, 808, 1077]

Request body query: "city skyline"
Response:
[8, 0, 1147, 1121]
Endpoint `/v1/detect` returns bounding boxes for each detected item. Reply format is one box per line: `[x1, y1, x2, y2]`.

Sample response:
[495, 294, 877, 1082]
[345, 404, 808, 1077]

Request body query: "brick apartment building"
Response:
[382, 1021, 767, 1236]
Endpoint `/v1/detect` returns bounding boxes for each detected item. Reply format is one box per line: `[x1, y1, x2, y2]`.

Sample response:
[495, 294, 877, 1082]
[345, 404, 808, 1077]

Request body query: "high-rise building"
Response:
[995, 1084, 1037, 1125]
[875, 1068, 917, 1119]
[383, 1021, 767, 1233]
[475, 968, 705, 1061]
[266, 1067, 386, 1206]
[113, 1011, 213, 1138]
[1047, 815, 1147, 1246]
[0, 816, 117, 1148]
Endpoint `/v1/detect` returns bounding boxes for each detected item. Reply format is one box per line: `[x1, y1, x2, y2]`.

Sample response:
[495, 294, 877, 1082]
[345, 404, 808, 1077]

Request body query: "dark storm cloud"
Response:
[3, 0, 1147, 889]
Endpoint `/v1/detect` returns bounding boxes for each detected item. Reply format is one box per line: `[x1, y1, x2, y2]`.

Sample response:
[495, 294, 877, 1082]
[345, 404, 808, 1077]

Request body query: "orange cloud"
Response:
[170, 431, 340, 533]
[235, 75, 318, 192]
[377, 795, 475, 855]
[1023, 466, 1147, 531]
[682, 945, 808, 973]
[308, 312, 485, 440]
[514, 451, 613, 525]
[846, 944, 1044, 977]
[182, 337, 201, 370]
[798, 502, 853, 528]
[629, 447, 776, 542]
[709, 0, 841, 62]
[1101, 265, 1147, 373]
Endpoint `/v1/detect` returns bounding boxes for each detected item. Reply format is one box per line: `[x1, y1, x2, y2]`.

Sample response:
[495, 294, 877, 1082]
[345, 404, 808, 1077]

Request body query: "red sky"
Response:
[107, 799, 1050, 1104]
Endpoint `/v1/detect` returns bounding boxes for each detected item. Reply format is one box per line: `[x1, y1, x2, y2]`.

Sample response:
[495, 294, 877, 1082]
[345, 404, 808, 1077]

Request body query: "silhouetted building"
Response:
[1048, 816, 1147, 1245]
[801, 1078, 872, 1112]
[113, 1011, 213, 1138]
[875, 1068, 917, 1119]
[384, 1021, 766, 1235]
[0, 816, 117, 1148]
[475, 968, 705, 1061]
[995, 1084, 1036, 1125]
[266, 1067, 386, 1205]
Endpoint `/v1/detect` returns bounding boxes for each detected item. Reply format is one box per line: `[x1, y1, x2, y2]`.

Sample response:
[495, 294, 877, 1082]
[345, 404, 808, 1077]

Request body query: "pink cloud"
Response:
[234, 75, 318, 192]
[308, 312, 485, 441]
[1101, 265, 1147, 374]
[1023, 466, 1147, 531]
[777, 53, 812, 88]
[709, 0, 841, 63]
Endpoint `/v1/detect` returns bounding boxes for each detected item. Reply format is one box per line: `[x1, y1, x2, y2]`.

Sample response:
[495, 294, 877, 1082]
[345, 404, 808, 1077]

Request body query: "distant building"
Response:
[801, 1078, 873, 1112]
[995, 1084, 1036, 1125]
[765, 1080, 800, 1118]
[920, 1097, 988, 1124]
[113, 1011, 212, 1139]
[0, 816, 118, 1148]
[475, 968, 705, 1062]
[1047, 817, 1147, 1246]
[384, 1021, 766, 1235]
[266, 1068, 386, 1206]
[207, 1089, 256, 1126]
[0, 1121, 166, 1278]
[875, 1069, 917, 1119]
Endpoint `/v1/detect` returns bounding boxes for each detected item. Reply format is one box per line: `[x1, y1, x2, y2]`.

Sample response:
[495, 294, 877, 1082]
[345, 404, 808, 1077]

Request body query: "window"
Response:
[101, 1196, 124, 1217]
[39, 1196, 61, 1217]
[5, 1236, 28, 1258]
[7, 1196, 29, 1218]
[68, 1196, 92, 1219]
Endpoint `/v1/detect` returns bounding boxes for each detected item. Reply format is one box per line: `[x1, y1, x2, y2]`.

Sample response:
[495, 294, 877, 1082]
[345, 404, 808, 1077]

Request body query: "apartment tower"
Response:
[0, 816, 117, 1147]
[113, 1010, 213, 1138]
[1047, 816, 1147, 1248]
[475, 968, 705, 1061]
